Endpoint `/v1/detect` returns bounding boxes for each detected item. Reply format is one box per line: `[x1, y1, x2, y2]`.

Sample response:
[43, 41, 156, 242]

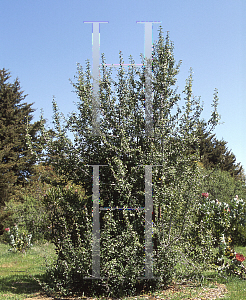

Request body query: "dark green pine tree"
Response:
[195, 121, 216, 166]
[0, 69, 41, 211]
[212, 139, 243, 178]
[195, 121, 243, 178]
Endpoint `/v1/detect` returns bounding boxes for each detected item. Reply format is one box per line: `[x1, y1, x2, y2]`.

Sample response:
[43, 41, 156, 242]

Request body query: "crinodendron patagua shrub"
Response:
[32, 28, 222, 298]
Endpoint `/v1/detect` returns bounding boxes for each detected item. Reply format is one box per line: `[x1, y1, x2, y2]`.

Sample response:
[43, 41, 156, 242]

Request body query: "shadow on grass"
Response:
[0, 273, 44, 296]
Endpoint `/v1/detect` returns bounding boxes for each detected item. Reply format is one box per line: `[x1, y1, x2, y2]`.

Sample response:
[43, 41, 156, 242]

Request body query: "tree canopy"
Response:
[0, 69, 41, 206]
[195, 121, 243, 178]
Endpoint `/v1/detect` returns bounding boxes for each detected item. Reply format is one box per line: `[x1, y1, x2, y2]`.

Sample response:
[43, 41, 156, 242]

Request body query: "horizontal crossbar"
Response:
[99, 207, 145, 211]
[100, 63, 143, 67]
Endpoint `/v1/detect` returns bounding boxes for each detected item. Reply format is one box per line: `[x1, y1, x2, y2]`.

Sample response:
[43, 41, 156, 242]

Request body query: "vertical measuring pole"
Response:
[87, 164, 107, 279]
[84, 21, 108, 135]
[92, 165, 100, 278]
[144, 23, 153, 136]
[137, 22, 160, 136]
[145, 165, 153, 278]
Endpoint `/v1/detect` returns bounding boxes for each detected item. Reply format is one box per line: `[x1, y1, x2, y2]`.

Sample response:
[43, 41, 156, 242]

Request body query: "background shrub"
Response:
[200, 168, 246, 203]
[194, 195, 246, 247]
[3, 195, 51, 243]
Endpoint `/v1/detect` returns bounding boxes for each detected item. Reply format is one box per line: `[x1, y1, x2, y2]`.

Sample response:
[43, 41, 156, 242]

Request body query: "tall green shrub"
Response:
[32, 28, 221, 298]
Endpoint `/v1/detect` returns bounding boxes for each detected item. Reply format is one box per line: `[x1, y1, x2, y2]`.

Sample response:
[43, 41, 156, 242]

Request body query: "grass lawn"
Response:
[0, 242, 246, 299]
[0, 242, 56, 300]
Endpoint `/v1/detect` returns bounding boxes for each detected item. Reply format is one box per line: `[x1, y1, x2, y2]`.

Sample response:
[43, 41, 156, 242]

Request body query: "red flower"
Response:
[236, 253, 245, 262]
[202, 193, 209, 198]
[5, 228, 10, 232]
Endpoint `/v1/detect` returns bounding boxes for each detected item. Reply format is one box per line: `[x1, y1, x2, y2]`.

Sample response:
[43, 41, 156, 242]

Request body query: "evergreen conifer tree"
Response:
[0, 69, 41, 233]
[195, 121, 243, 178]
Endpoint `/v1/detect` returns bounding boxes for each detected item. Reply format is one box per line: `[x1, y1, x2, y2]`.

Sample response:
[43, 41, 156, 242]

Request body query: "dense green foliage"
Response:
[0, 69, 41, 235]
[200, 167, 246, 204]
[4, 194, 50, 243]
[29, 28, 231, 298]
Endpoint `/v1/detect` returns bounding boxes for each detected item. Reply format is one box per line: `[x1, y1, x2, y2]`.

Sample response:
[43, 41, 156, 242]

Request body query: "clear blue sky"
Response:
[1, 0, 245, 170]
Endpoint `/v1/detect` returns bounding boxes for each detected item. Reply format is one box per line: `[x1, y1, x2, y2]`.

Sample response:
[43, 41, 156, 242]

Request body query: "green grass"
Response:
[222, 278, 246, 299]
[1, 242, 246, 299]
[0, 242, 56, 300]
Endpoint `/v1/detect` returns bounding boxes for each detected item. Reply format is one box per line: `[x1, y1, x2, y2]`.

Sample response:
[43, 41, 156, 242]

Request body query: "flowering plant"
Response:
[4, 224, 32, 253]
[229, 195, 246, 227]
[216, 234, 246, 279]
[235, 253, 245, 262]
[202, 192, 209, 198]
[198, 196, 231, 244]
[197, 195, 246, 245]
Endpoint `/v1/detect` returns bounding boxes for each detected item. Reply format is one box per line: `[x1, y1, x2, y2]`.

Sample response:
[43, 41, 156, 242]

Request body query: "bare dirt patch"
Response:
[24, 293, 53, 300]
[23, 282, 228, 299]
